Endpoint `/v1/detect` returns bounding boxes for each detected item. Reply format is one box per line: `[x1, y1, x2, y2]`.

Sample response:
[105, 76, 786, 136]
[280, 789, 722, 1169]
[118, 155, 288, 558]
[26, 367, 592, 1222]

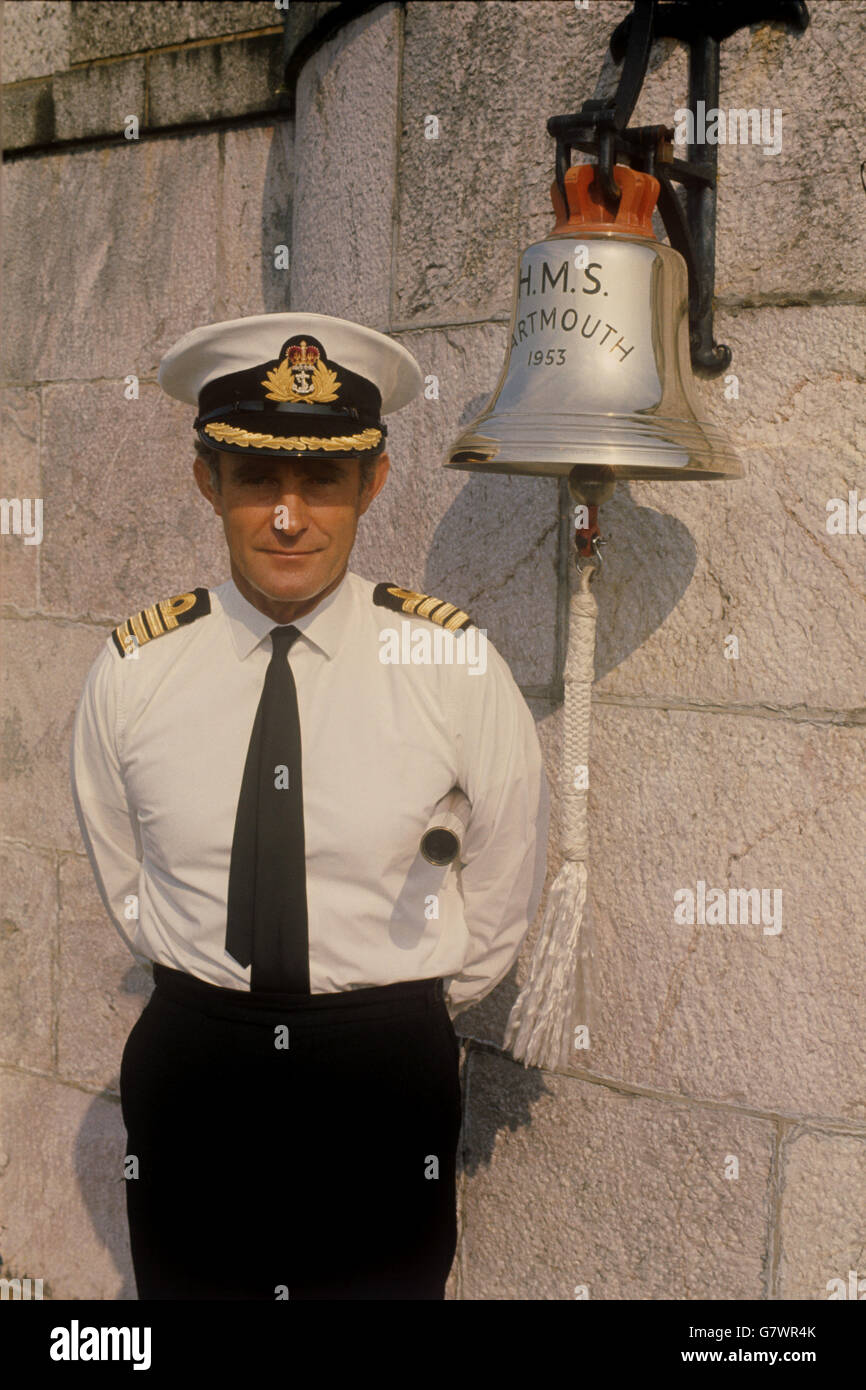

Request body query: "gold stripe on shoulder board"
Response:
[111, 587, 212, 657]
[372, 582, 474, 632]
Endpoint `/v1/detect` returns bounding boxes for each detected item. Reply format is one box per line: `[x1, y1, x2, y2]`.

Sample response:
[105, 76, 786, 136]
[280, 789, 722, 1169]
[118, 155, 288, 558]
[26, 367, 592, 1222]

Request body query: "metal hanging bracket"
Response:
[547, 0, 810, 376]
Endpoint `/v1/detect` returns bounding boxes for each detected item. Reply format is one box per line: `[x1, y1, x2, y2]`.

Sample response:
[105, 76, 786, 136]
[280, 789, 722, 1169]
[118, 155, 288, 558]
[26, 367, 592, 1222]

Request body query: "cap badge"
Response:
[261, 339, 341, 404]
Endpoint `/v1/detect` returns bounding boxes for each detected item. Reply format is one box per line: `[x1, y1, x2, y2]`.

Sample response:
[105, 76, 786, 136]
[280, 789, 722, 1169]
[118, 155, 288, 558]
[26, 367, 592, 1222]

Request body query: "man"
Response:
[70, 312, 549, 1301]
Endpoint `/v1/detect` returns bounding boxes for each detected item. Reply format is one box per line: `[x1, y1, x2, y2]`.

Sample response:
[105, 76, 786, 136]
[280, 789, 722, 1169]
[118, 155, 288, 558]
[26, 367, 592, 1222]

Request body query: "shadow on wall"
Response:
[422, 386, 697, 684]
[591, 482, 697, 683]
[261, 123, 293, 314]
[426, 402, 697, 1178]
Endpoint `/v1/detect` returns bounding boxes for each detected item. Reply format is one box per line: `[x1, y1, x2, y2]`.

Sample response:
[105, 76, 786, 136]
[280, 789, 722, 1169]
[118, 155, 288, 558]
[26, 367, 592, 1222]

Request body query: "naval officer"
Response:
[70, 312, 550, 1301]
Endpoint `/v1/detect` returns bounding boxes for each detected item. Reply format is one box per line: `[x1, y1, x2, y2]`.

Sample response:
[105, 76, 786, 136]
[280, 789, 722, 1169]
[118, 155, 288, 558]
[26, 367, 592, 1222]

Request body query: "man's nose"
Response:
[272, 482, 310, 532]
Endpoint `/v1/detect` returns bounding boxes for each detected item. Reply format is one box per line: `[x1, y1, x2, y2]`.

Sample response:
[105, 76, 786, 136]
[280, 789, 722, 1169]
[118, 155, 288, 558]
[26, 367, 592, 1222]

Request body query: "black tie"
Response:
[225, 624, 310, 993]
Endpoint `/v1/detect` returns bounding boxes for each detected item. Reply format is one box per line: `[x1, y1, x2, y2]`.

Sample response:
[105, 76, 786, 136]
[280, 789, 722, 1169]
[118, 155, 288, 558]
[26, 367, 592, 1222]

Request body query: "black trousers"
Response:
[119, 964, 462, 1300]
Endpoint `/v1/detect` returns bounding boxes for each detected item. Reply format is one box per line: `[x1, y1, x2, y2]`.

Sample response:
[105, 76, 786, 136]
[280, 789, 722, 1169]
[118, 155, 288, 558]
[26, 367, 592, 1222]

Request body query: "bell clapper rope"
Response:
[503, 479, 605, 1072]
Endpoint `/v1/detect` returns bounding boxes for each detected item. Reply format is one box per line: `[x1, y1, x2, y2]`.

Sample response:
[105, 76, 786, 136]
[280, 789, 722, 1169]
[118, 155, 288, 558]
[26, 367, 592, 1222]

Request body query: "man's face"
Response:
[193, 450, 389, 619]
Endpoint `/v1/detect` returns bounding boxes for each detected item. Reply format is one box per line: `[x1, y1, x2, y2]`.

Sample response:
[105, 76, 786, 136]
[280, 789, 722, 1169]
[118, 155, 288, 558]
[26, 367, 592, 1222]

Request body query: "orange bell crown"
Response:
[550, 162, 660, 239]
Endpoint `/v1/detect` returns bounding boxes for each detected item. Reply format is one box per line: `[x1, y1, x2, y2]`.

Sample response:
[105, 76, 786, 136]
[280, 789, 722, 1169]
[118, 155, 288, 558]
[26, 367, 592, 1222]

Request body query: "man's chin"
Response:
[248, 553, 334, 602]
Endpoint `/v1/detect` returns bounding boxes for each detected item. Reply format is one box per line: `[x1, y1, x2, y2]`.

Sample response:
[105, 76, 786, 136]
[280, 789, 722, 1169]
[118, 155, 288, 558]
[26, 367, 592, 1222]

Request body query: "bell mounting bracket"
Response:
[547, 0, 809, 376]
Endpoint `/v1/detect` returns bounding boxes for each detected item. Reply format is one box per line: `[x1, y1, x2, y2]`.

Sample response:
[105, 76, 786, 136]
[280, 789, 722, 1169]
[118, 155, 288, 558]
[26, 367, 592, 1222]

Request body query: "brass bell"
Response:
[444, 163, 742, 503]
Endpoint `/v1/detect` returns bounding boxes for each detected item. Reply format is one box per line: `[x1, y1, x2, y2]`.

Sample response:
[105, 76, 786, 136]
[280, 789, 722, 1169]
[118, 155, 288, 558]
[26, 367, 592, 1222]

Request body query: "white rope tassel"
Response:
[504, 562, 598, 1070]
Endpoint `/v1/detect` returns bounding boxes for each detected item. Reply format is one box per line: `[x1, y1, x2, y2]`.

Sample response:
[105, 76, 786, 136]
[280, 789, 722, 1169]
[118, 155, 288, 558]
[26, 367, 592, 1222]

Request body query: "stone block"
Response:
[0, 1070, 134, 1298]
[218, 121, 294, 319]
[714, 0, 866, 303]
[290, 2, 401, 331]
[0, 388, 41, 610]
[0, 842, 55, 1072]
[148, 32, 287, 128]
[52, 57, 145, 143]
[57, 854, 152, 1090]
[0, 76, 56, 148]
[351, 322, 560, 688]
[0, 133, 219, 383]
[68, 2, 275, 65]
[778, 1130, 866, 1300]
[1, 618, 120, 851]
[39, 381, 229, 619]
[460, 1052, 774, 1299]
[1, 1, 72, 83]
[547, 703, 865, 1119]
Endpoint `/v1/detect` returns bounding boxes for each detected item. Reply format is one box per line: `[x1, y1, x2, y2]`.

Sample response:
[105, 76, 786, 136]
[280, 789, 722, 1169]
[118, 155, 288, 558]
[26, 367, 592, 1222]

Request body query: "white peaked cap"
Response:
[158, 312, 424, 414]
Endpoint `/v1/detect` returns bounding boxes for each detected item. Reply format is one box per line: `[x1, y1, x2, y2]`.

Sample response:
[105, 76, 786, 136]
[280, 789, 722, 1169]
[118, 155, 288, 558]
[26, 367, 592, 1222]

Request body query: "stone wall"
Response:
[1, 0, 864, 1302]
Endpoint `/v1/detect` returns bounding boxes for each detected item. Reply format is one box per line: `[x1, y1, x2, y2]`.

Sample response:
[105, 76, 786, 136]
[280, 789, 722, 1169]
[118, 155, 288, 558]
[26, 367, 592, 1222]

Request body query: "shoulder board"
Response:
[373, 582, 474, 632]
[111, 587, 211, 657]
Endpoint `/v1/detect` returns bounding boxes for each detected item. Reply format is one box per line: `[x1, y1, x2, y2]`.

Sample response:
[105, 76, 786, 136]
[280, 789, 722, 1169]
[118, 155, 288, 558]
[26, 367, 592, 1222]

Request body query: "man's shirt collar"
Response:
[215, 568, 354, 661]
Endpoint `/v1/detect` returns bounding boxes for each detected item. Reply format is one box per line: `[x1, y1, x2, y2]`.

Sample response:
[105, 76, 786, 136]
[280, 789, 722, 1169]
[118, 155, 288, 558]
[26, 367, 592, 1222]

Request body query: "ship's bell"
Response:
[444, 163, 742, 502]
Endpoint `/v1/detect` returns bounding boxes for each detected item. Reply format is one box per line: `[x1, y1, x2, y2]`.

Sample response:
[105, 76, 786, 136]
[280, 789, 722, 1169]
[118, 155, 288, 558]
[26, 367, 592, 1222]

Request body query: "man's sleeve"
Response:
[444, 635, 550, 1020]
[70, 640, 147, 963]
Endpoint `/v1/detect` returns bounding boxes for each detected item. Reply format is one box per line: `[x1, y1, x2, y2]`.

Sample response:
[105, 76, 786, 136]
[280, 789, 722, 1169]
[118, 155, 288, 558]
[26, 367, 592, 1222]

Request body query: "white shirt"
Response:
[70, 568, 549, 1019]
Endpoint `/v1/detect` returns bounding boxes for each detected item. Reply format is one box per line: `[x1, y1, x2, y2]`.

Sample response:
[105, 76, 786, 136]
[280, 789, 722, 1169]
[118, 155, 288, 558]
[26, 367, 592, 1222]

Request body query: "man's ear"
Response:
[193, 455, 224, 516]
[359, 451, 390, 516]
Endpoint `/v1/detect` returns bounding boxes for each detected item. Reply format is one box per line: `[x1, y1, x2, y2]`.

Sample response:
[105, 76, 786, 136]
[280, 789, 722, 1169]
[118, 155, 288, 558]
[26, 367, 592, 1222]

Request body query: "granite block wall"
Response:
[1, 0, 864, 1302]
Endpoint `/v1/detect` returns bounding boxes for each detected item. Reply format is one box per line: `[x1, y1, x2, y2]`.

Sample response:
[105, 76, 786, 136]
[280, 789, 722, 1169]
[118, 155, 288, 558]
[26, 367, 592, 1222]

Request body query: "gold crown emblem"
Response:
[286, 339, 320, 368]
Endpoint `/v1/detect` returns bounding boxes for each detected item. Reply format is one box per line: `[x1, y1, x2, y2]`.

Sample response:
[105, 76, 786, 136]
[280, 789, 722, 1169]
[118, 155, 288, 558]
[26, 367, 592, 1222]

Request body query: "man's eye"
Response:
[307, 473, 340, 486]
